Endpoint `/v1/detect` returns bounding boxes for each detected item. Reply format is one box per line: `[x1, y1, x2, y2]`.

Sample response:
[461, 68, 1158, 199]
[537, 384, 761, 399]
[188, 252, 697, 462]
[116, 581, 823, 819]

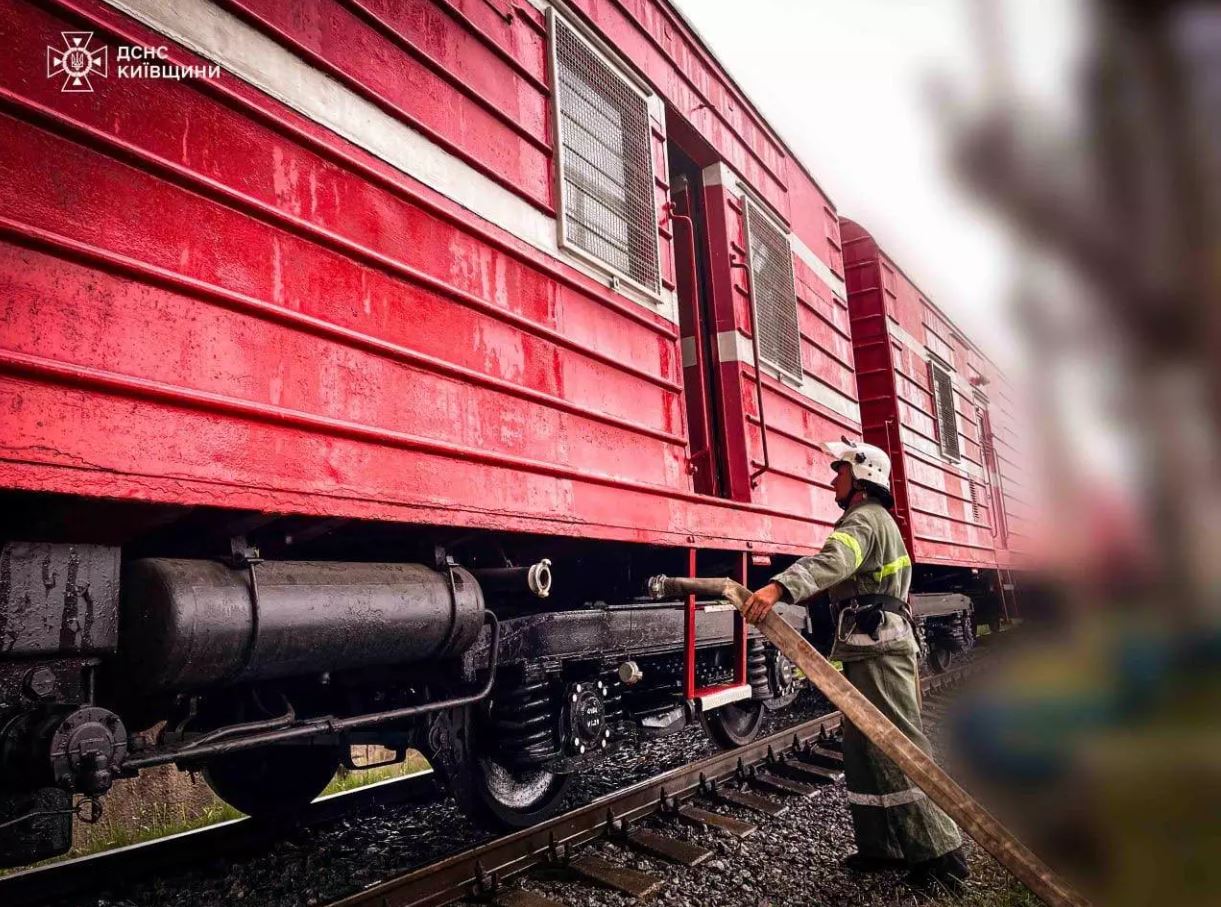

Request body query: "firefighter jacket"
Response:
[770, 498, 914, 662]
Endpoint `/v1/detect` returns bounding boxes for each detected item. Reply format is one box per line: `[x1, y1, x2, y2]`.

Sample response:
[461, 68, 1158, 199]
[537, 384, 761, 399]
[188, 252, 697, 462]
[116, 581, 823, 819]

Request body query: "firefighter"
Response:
[741, 439, 970, 891]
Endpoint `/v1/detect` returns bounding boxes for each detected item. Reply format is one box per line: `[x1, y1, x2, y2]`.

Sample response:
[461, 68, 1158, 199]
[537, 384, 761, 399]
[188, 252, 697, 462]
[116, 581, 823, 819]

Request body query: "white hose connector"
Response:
[527, 559, 552, 598]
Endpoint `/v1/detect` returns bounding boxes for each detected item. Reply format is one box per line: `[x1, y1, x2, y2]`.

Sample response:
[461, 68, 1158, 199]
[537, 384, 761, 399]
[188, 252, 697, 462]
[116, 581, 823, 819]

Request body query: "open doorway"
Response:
[668, 142, 729, 497]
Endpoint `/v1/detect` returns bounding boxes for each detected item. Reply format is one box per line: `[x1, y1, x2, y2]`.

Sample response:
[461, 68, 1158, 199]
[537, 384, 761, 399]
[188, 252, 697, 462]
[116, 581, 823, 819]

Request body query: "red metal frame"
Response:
[0, 0, 861, 559]
[10, 0, 1055, 595]
[683, 549, 748, 701]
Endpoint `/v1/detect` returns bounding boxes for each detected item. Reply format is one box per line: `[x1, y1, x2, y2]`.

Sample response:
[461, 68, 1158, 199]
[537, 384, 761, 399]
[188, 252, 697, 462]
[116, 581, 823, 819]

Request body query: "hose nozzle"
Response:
[645, 575, 751, 608]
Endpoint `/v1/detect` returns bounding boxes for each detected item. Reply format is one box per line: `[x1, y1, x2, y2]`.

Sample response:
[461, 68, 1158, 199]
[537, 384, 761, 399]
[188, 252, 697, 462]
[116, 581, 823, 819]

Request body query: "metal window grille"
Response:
[929, 361, 961, 461]
[551, 14, 660, 294]
[744, 199, 803, 382]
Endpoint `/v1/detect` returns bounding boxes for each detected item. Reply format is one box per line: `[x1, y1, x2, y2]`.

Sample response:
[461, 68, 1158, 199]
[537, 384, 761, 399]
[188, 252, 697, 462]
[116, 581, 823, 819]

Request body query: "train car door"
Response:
[668, 144, 730, 497]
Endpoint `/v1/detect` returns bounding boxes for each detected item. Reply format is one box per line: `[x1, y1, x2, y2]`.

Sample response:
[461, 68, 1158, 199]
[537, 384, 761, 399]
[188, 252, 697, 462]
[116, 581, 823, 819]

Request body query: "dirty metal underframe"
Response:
[332, 667, 973, 907]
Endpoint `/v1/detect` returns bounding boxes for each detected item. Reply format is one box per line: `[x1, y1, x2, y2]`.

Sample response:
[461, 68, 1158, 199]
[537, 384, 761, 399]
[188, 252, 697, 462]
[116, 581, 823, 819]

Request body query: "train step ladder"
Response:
[682, 550, 750, 711]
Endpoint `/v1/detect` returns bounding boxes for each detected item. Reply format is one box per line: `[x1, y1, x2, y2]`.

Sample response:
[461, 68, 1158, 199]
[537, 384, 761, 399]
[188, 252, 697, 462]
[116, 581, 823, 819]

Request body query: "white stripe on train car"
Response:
[701, 162, 848, 301]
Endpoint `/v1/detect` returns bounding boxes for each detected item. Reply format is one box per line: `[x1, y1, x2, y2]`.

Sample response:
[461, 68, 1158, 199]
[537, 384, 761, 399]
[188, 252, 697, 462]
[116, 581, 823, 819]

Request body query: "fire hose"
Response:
[649, 575, 1089, 907]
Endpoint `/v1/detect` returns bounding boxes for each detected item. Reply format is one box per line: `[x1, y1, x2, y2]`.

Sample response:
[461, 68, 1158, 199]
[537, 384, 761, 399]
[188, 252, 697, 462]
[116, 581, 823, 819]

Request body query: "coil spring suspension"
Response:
[487, 678, 559, 767]
[747, 640, 769, 697]
[489, 672, 625, 767]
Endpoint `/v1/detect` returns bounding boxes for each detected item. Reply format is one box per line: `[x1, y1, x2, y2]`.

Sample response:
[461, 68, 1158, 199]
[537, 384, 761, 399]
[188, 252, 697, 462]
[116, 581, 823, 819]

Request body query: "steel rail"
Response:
[0, 769, 440, 907]
[330, 665, 975, 907]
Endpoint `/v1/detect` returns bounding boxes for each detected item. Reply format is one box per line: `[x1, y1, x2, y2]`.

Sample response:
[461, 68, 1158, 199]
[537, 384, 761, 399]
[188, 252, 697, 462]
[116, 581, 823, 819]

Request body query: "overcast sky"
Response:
[672, 0, 1086, 369]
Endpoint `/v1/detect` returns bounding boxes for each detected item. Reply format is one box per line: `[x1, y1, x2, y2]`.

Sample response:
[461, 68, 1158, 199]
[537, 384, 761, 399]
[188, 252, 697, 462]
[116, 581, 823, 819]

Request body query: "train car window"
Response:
[549, 11, 661, 297]
[929, 360, 962, 461]
[743, 198, 803, 383]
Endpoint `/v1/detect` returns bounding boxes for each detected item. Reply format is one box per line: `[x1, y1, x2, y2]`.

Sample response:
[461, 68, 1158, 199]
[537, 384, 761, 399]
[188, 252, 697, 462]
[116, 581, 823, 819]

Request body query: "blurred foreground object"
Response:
[944, 2, 1221, 904]
[954, 0, 1220, 611]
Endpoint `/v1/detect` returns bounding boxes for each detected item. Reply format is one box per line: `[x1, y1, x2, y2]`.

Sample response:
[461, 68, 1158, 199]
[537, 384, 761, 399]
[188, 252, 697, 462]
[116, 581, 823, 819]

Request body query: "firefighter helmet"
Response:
[821, 438, 891, 492]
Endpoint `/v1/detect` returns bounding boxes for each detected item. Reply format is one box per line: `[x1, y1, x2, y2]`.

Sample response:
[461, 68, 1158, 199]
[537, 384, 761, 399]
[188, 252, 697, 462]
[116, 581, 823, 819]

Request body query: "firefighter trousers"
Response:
[839, 628, 962, 864]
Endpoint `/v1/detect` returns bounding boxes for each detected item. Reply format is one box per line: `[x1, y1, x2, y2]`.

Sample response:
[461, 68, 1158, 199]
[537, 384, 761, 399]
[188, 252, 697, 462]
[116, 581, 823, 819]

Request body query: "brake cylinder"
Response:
[118, 560, 485, 691]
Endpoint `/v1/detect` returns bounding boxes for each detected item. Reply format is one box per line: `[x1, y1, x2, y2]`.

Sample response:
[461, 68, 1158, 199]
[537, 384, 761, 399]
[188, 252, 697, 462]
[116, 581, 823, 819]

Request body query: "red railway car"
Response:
[841, 219, 1025, 629]
[0, 0, 1019, 864]
[1, 0, 853, 554]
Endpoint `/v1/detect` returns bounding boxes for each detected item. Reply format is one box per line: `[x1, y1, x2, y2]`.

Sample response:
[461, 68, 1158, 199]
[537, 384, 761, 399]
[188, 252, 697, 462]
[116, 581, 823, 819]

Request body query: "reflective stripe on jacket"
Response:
[770, 499, 914, 660]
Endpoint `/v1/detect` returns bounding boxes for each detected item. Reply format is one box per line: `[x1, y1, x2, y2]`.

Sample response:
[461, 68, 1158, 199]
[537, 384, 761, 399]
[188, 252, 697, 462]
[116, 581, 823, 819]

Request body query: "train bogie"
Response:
[0, 516, 811, 861]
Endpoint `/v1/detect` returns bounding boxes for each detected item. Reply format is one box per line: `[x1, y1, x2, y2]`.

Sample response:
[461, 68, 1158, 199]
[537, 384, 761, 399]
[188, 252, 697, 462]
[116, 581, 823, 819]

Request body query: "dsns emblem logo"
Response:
[47, 31, 108, 92]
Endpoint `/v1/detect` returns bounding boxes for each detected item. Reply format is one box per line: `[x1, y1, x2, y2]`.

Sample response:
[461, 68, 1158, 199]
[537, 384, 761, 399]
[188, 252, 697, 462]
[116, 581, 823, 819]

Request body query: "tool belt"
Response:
[835, 593, 911, 643]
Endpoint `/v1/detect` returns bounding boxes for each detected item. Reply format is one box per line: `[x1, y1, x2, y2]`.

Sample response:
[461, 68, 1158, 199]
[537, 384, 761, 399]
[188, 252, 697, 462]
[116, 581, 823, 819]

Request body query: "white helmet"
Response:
[820, 438, 891, 492]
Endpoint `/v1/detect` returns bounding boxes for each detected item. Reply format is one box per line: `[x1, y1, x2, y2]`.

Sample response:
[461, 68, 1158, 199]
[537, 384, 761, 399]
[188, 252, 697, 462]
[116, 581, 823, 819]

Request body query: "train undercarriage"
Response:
[0, 493, 816, 866]
[0, 492, 979, 867]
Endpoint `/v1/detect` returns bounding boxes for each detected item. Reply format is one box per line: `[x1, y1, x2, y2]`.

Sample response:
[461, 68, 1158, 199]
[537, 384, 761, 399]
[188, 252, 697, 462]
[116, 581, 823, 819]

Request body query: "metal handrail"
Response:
[737, 255, 771, 488]
[665, 200, 715, 477]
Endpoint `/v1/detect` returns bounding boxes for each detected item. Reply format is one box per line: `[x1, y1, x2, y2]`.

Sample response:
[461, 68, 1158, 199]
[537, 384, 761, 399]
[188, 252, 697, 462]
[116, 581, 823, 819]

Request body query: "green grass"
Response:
[0, 800, 245, 877]
[0, 750, 433, 877]
[321, 751, 431, 796]
[92, 800, 246, 848]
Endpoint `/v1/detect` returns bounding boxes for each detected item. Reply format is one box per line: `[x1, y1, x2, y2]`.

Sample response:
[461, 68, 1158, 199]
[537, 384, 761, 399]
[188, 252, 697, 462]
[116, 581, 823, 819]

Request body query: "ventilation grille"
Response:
[552, 16, 659, 293]
[930, 361, 961, 461]
[744, 200, 802, 381]
[969, 478, 984, 524]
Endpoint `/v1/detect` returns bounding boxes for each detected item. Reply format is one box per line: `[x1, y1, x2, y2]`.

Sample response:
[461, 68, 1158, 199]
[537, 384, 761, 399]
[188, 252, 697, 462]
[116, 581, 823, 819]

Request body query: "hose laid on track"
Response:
[652, 576, 1089, 907]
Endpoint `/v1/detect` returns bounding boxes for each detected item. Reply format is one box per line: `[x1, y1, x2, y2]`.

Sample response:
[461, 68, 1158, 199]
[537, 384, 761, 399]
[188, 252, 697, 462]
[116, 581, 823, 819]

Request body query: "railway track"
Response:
[0, 768, 441, 907]
[331, 665, 976, 907]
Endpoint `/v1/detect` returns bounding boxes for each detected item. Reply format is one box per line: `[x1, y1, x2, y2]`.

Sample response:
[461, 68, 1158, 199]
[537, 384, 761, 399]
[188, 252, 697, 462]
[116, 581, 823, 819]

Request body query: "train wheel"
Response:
[204, 745, 341, 820]
[700, 700, 766, 749]
[452, 753, 571, 828]
[928, 645, 953, 674]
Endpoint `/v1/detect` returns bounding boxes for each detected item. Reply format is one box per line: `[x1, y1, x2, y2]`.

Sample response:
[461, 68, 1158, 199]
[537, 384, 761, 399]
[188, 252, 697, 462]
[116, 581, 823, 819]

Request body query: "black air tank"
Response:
[119, 560, 484, 691]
